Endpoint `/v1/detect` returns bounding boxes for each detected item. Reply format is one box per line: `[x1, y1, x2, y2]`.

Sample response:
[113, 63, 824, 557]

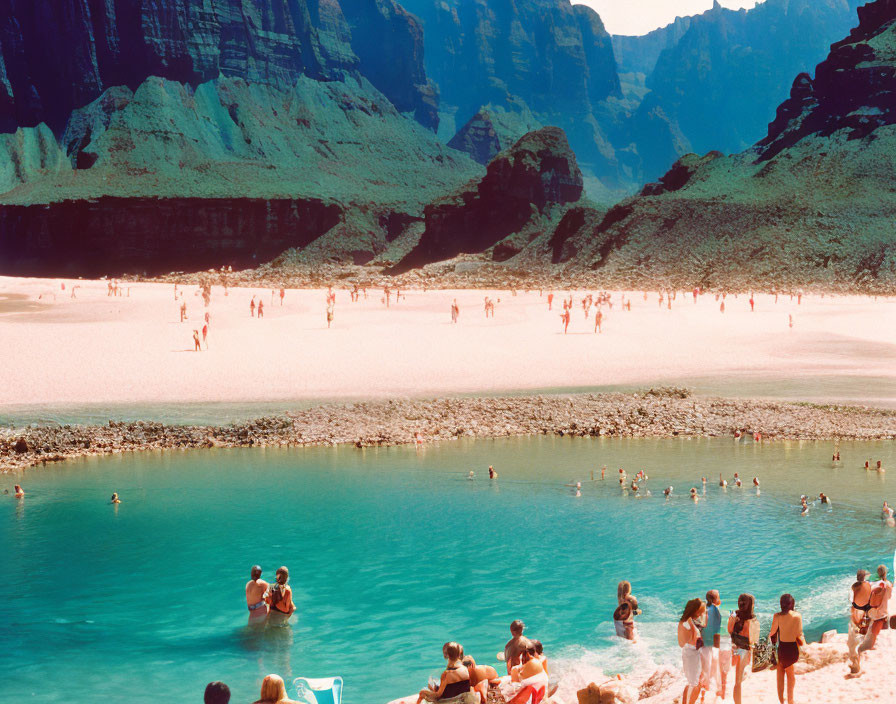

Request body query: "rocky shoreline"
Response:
[2, 390, 894, 473]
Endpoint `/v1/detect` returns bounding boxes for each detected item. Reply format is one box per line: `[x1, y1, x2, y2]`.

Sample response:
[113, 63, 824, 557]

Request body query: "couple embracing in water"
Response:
[245, 565, 296, 623]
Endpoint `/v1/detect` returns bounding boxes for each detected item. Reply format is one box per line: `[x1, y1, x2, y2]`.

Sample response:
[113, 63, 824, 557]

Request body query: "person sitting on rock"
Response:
[462, 656, 500, 704]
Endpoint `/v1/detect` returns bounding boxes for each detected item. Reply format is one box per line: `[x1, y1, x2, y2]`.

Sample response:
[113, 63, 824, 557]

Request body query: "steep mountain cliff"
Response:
[0, 0, 486, 276]
[636, 0, 865, 156]
[551, 0, 896, 291]
[0, 0, 438, 132]
[395, 127, 583, 272]
[400, 0, 629, 196]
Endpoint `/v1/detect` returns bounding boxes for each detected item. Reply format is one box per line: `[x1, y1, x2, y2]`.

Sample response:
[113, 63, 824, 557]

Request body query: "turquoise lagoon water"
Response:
[2, 436, 895, 704]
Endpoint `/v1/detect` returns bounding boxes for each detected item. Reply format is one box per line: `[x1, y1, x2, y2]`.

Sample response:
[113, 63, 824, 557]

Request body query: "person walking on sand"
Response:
[720, 300, 725, 314]
[769, 594, 805, 704]
[326, 305, 334, 329]
[250, 297, 256, 318]
[728, 593, 759, 704]
[257, 299, 264, 318]
[561, 309, 570, 334]
[246, 565, 269, 620]
[677, 598, 705, 704]
[193, 330, 201, 351]
[547, 293, 553, 310]
[594, 309, 603, 333]
[279, 288, 285, 306]
[202, 324, 208, 348]
[749, 295, 755, 312]
[180, 301, 187, 322]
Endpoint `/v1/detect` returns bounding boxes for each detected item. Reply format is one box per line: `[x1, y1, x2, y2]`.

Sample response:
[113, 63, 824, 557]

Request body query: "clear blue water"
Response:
[1, 437, 895, 704]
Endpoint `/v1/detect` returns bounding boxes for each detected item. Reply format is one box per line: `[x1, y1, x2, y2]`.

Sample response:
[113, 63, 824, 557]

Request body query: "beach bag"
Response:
[752, 636, 777, 673]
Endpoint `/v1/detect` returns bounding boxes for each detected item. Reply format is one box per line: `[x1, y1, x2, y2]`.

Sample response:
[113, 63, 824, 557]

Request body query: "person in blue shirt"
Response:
[701, 589, 730, 700]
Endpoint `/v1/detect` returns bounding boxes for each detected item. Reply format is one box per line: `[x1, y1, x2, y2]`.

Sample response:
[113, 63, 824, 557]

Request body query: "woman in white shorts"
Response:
[677, 598, 706, 704]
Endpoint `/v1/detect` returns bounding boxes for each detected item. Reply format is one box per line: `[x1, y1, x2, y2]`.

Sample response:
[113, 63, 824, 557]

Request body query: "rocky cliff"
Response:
[400, 0, 627, 196]
[0, 0, 438, 132]
[395, 126, 583, 271]
[637, 0, 865, 156]
[549, 0, 896, 291]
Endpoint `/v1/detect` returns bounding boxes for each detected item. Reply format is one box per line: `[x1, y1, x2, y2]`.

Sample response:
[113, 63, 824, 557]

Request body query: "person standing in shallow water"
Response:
[503, 620, 527, 674]
[246, 565, 269, 621]
[677, 598, 706, 704]
[266, 566, 296, 621]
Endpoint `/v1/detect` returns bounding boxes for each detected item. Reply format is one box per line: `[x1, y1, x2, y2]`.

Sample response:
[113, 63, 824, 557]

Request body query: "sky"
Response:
[575, 0, 760, 36]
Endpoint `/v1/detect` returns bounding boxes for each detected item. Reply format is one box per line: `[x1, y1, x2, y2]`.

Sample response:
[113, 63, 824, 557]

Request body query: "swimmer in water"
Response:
[575, 489, 582, 498]
[864, 460, 870, 471]
[819, 493, 831, 506]
[664, 486, 673, 498]
[110, 492, 121, 504]
[734, 476, 743, 488]
[689, 488, 699, 503]
[14, 484, 24, 498]
[601, 465, 606, 480]
[630, 479, 639, 493]
[882, 502, 895, 526]
[876, 460, 885, 473]
[719, 474, 728, 488]
[800, 497, 809, 516]
[752, 477, 760, 487]
[468, 471, 475, 480]
[488, 465, 497, 479]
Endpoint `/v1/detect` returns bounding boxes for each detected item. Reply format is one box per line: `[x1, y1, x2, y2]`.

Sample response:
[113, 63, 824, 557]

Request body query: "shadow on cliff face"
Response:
[0, 197, 343, 277]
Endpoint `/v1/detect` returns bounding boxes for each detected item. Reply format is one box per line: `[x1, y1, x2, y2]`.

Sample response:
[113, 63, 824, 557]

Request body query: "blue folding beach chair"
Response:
[293, 676, 343, 704]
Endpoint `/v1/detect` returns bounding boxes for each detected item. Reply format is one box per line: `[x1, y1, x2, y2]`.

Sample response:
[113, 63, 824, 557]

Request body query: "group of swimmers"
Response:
[5, 486, 121, 504]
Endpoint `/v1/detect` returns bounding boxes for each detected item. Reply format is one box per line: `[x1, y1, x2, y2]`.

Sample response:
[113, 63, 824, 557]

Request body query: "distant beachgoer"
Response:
[749, 296, 755, 312]
[250, 297, 256, 317]
[864, 460, 871, 471]
[788, 314, 793, 328]
[468, 471, 475, 481]
[769, 594, 804, 704]
[205, 311, 210, 325]
[279, 288, 285, 305]
[876, 460, 885, 473]
[193, 330, 201, 351]
[202, 324, 208, 347]
[547, 293, 554, 310]
[819, 493, 830, 505]
[799, 498, 809, 516]
[110, 492, 120, 504]
[252, 674, 297, 704]
[719, 474, 728, 488]
[689, 488, 699, 502]
[882, 501, 895, 526]
[678, 598, 706, 704]
[601, 465, 606, 480]
[266, 566, 296, 619]
[664, 486, 673, 498]
[488, 466, 497, 479]
[246, 565, 269, 619]
[180, 301, 187, 322]
[753, 477, 760, 487]
[561, 309, 570, 334]
[204, 681, 231, 704]
[14, 484, 24, 498]
[326, 306, 334, 328]
[594, 309, 603, 333]
[504, 620, 527, 673]
[258, 299, 264, 318]
[728, 594, 759, 704]
[720, 301, 725, 314]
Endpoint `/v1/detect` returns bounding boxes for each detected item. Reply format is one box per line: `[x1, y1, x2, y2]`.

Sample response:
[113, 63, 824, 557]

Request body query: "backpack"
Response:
[869, 584, 885, 609]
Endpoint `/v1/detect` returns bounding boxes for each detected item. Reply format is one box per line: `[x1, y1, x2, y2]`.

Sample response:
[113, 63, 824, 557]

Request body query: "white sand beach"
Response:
[0, 277, 894, 409]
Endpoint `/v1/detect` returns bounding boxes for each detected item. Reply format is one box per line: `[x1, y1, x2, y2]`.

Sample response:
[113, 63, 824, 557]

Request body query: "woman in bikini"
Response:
[727, 594, 759, 704]
[677, 598, 706, 704]
[508, 644, 548, 704]
[416, 642, 471, 703]
[265, 566, 296, 621]
[769, 594, 804, 704]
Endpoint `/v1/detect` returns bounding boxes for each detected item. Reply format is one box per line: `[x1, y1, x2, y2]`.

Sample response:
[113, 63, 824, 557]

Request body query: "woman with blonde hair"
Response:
[253, 674, 298, 704]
